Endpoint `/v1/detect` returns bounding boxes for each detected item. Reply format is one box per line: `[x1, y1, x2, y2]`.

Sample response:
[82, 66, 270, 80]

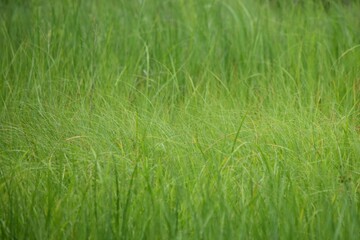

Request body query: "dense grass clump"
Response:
[1, 0, 360, 239]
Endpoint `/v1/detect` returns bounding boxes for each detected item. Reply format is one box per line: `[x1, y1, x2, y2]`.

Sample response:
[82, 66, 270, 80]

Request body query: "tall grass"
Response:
[1, 0, 360, 239]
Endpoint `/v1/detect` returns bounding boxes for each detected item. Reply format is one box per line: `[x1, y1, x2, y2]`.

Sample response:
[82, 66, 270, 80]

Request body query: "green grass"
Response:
[1, 0, 360, 239]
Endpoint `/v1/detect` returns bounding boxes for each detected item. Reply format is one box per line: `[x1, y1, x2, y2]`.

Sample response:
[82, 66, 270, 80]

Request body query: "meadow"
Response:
[1, 0, 360, 239]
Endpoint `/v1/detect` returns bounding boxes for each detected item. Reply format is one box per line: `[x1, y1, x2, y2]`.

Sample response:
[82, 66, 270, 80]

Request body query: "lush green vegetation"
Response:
[1, 0, 360, 239]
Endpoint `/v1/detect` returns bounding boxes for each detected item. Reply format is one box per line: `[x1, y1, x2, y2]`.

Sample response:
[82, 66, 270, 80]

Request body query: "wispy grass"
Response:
[1, 0, 360, 239]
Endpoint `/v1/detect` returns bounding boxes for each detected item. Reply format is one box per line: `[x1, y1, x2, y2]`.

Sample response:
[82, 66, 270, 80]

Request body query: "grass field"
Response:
[1, 0, 360, 239]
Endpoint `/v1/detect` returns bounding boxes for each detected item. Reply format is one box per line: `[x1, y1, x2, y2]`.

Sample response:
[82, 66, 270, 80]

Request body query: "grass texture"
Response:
[1, 0, 360, 239]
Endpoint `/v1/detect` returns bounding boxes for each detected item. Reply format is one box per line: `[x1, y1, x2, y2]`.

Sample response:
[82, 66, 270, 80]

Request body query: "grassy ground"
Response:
[1, 0, 360, 239]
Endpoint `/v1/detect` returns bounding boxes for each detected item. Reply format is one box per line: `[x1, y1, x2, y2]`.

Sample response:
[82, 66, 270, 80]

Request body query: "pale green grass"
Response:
[1, 0, 360, 239]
